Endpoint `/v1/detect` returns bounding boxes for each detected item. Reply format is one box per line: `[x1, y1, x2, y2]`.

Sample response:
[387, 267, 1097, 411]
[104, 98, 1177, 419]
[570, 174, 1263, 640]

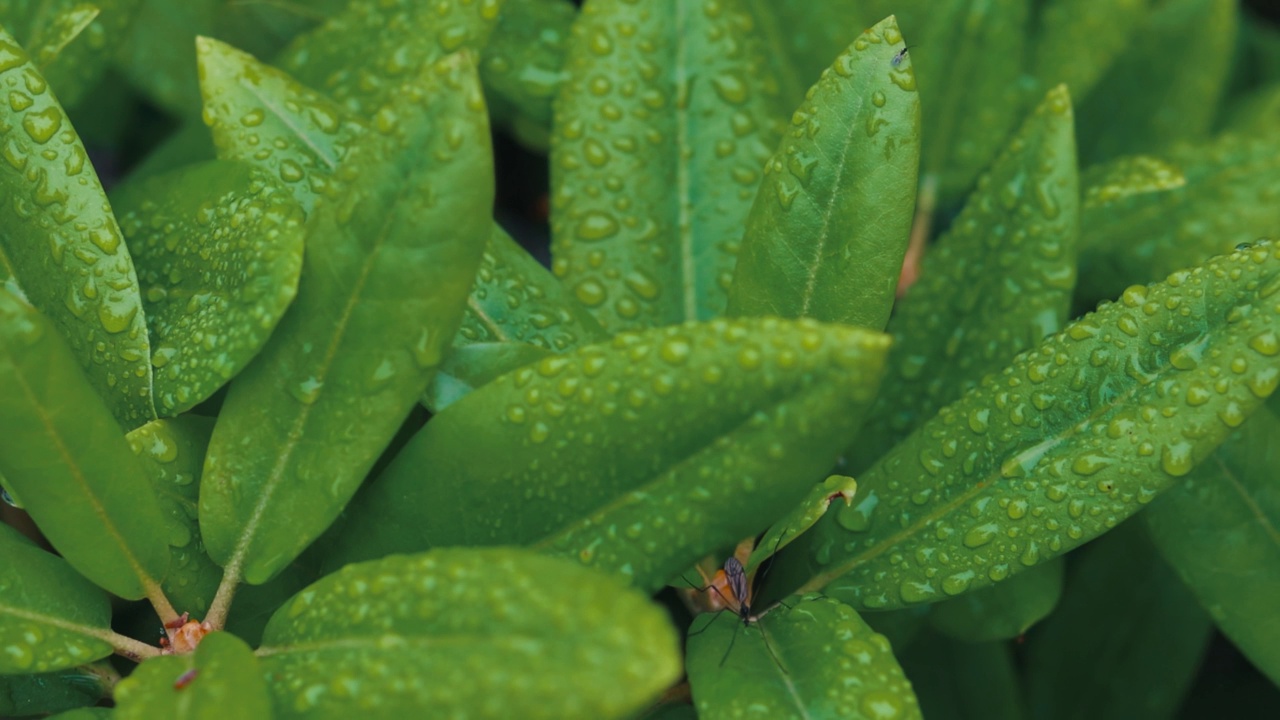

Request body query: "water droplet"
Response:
[963, 523, 998, 548]
[942, 571, 975, 596]
[1160, 441, 1193, 476]
[898, 580, 936, 603]
[21, 106, 62, 144]
[290, 376, 323, 404]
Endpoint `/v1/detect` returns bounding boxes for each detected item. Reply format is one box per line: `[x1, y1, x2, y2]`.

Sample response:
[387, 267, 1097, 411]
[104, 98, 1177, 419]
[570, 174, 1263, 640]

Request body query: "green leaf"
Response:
[258, 548, 681, 720]
[745, 474, 859, 573]
[1030, 0, 1150, 102]
[1024, 522, 1211, 720]
[481, 0, 573, 134]
[0, 290, 169, 600]
[0, 27, 155, 428]
[928, 556, 1064, 642]
[427, 342, 552, 411]
[46, 708, 113, 719]
[113, 160, 306, 416]
[851, 85, 1078, 468]
[862, 606, 931, 653]
[765, 241, 1280, 611]
[1077, 134, 1280, 302]
[126, 417, 222, 618]
[727, 16, 919, 330]
[24, 3, 99, 69]
[1220, 81, 1280, 138]
[550, 0, 783, 331]
[1145, 402, 1280, 685]
[740, 1, 872, 112]
[0, 664, 108, 717]
[114, 633, 270, 720]
[0, 524, 113, 674]
[686, 595, 921, 720]
[1075, 0, 1236, 164]
[1080, 154, 1186, 211]
[330, 317, 890, 593]
[199, 52, 494, 585]
[897, 632, 1026, 720]
[117, 121, 215, 187]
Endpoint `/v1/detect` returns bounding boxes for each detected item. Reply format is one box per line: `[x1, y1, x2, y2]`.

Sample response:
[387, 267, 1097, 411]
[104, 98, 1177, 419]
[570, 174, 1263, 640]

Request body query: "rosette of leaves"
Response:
[1, 1, 1280, 718]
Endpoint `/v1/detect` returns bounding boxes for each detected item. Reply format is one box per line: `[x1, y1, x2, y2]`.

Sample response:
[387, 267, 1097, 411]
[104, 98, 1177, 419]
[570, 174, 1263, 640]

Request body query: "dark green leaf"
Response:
[862, 606, 931, 653]
[1080, 154, 1185, 211]
[1031, 0, 1150, 102]
[199, 53, 493, 585]
[331, 317, 889, 592]
[117, 121, 215, 187]
[113, 0, 213, 114]
[0, 664, 108, 717]
[113, 160, 306, 416]
[1220, 81, 1280, 138]
[551, 0, 783, 331]
[0, 290, 169, 600]
[727, 16, 918, 330]
[897, 632, 1026, 720]
[767, 241, 1280, 611]
[0, 524, 113, 674]
[426, 342, 553, 412]
[0, 27, 155, 427]
[114, 632, 270, 720]
[481, 0, 573, 138]
[687, 595, 921, 720]
[24, 3, 99, 69]
[929, 557, 1064, 643]
[740, 1, 873, 112]
[745, 474, 858, 573]
[46, 708, 112, 719]
[258, 548, 681, 720]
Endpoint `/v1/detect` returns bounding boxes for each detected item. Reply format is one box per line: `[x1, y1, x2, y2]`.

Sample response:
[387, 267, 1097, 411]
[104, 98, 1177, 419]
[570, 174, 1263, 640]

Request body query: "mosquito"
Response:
[683, 543, 789, 672]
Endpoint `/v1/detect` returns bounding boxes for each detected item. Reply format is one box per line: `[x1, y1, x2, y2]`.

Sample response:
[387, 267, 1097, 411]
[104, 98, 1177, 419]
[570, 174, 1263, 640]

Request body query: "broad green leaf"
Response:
[1077, 134, 1280, 302]
[0, 664, 108, 717]
[0, 0, 142, 106]
[259, 548, 681, 720]
[740, 1, 869, 112]
[551, 0, 783, 331]
[1075, 0, 1236, 164]
[0, 27, 155, 428]
[1024, 522, 1211, 720]
[426, 342, 552, 411]
[481, 0, 573, 136]
[114, 633, 270, 720]
[745, 474, 858, 573]
[197, 36, 364, 217]
[862, 606, 931, 653]
[276, 0, 504, 118]
[687, 595, 921, 720]
[114, 0, 214, 114]
[0, 524, 113, 674]
[765, 241, 1280, 611]
[222, 561, 315, 649]
[897, 633, 1025, 720]
[929, 557, 1064, 643]
[1031, 0, 1150, 102]
[727, 16, 918, 330]
[1145, 402, 1280, 685]
[24, 3, 99, 69]
[126, 417, 221, 618]
[1080, 154, 1185, 211]
[113, 160, 306, 416]
[0, 291, 169, 600]
[330, 317, 890, 592]
[199, 53, 493, 584]
[850, 85, 1078, 469]
[1221, 81, 1280, 138]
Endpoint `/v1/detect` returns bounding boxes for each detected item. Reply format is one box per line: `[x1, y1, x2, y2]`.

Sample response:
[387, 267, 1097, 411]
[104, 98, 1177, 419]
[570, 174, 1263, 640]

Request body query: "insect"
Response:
[684, 545, 789, 672]
[891, 45, 914, 68]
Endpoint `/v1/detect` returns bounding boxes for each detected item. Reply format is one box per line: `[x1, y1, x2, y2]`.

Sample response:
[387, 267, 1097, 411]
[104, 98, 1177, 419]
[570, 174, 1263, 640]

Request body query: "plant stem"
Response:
[145, 582, 180, 628]
[204, 564, 241, 630]
[898, 174, 939, 297]
[106, 631, 163, 663]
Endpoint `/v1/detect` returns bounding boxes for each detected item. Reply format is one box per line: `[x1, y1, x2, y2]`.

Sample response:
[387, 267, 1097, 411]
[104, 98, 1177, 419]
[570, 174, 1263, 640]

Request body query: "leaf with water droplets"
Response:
[897, 632, 1025, 720]
[0, 27, 155, 428]
[112, 160, 305, 416]
[766, 241, 1280, 611]
[21, 3, 100, 70]
[1145, 402, 1280, 685]
[687, 595, 921, 720]
[745, 474, 858, 574]
[0, 523, 113, 674]
[259, 548, 680, 719]
[551, 0, 784, 331]
[850, 85, 1078, 469]
[1031, 0, 1150, 102]
[329, 317, 889, 592]
[1078, 134, 1280, 302]
[481, 0, 574, 147]
[199, 53, 493, 585]
[126, 417, 221, 618]
[1075, 0, 1236, 165]
[0, 290, 170, 600]
[114, 632, 270, 720]
[1023, 522, 1211, 720]
[929, 556, 1063, 643]
[1080, 154, 1185, 211]
[0, 663, 109, 717]
[727, 16, 919, 331]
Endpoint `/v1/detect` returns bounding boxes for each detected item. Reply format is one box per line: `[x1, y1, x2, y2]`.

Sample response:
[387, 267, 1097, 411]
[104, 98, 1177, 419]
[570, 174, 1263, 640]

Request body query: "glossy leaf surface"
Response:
[852, 85, 1078, 468]
[0, 290, 169, 599]
[552, 0, 782, 331]
[259, 548, 680, 720]
[333, 317, 889, 592]
[23, 3, 98, 70]
[897, 633, 1025, 720]
[1080, 154, 1185, 211]
[746, 474, 858, 573]
[0, 664, 107, 717]
[1031, 0, 1149, 102]
[687, 595, 921, 720]
[0, 524, 113, 674]
[0, 0, 142, 106]
[200, 53, 493, 584]
[1146, 402, 1280, 684]
[727, 16, 918, 330]
[929, 557, 1064, 643]
[740, 1, 869, 111]
[114, 160, 305, 416]
[0, 27, 154, 427]
[114, 632, 269, 720]
[481, 0, 573, 139]
[768, 241, 1280, 610]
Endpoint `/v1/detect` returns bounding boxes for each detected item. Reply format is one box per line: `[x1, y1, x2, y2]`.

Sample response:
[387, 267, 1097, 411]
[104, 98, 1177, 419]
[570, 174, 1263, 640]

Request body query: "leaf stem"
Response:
[898, 174, 939, 297]
[204, 563, 242, 630]
[105, 631, 163, 664]
[145, 582, 180, 628]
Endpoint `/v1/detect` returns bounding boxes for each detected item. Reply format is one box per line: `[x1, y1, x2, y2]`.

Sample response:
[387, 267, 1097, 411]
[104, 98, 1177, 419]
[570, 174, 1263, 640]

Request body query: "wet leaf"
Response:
[727, 16, 918, 330]
[426, 342, 553, 412]
[929, 557, 1064, 643]
[0, 664, 108, 717]
[114, 633, 270, 720]
[1145, 402, 1280, 685]
[686, 595, 921, 720]
[766, 241, 1280, 611]
[0, 523, 113, 674]
[746, 474, 858, 573]
[330, 317, 889, 592]
[897, 632, 1026, 720]
[113, 160, 306, 416]
[1080, 154, 1185, 211]
[851, 85, 1078, 469]
[0, 27, 155, 428]
[199, 53, 493, 585]
[23, 3, 99, 69]
[0, 290, 169, 600]
[1030, 0, 1150, 102]
[740, 1, 874, 112]
[551, 0, 783, 331]
[258, 548, 680, 720]
[481, 0, 573, 138]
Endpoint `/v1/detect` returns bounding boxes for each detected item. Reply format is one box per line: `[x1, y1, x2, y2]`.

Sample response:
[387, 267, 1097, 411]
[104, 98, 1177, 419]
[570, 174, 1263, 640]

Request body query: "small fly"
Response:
[891, 46, 914, 68]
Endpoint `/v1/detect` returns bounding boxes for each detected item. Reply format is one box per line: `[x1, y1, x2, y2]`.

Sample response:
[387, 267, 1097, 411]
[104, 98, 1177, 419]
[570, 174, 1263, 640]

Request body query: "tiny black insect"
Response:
[891, 45, 914, 67]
